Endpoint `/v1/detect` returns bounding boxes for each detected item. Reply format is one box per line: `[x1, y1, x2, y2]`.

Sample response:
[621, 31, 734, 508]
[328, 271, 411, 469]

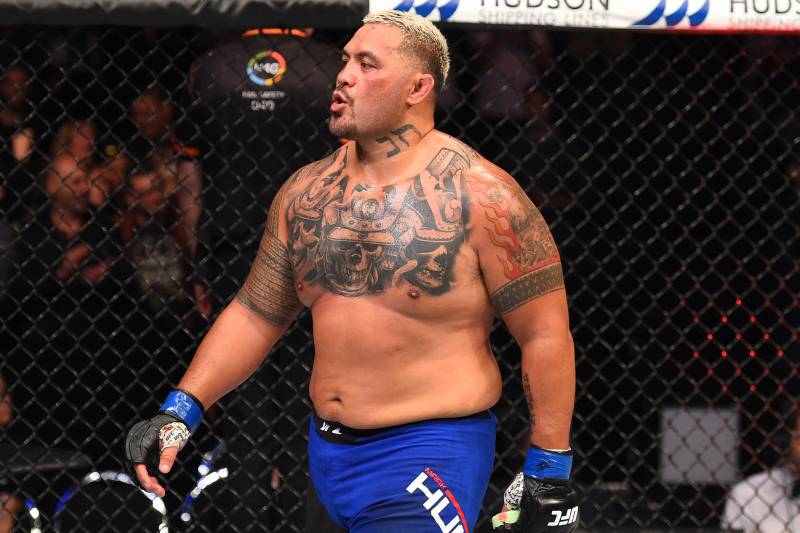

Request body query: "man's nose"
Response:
[336, 62, 355, 88]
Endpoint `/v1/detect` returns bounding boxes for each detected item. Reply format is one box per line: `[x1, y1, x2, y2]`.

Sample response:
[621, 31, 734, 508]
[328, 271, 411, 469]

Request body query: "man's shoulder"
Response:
[434, 131, 481, 165]
[287, 145, 348, 187]
[433, 131, 518, 190]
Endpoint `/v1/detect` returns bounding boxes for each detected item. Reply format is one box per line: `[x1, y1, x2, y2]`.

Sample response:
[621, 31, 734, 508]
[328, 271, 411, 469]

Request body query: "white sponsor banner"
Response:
[367, 0, 800, 32]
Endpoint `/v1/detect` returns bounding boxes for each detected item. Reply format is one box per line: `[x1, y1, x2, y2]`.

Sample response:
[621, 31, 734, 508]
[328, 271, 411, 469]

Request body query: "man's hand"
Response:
[194, 282, 212, 319]
[125, 414, 190, 497]
[494, 473, 579, 532]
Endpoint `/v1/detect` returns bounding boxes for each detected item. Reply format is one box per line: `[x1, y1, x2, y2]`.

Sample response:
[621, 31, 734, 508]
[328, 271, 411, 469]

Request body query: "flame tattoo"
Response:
[466, 172, 564, 313]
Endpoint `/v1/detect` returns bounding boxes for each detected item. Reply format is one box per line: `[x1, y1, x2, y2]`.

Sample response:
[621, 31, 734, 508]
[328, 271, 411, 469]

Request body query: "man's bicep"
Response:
[236, 227, 303, 327]
[467, 172, 565, 316]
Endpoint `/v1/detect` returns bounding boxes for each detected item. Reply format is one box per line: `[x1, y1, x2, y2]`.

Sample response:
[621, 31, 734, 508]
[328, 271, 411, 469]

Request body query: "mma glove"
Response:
[493, 446, 579, 532]
[124, 390, 204, 486]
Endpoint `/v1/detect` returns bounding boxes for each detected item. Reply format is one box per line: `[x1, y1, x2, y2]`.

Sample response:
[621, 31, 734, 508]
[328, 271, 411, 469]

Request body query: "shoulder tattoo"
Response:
[466, 173, 564, 313]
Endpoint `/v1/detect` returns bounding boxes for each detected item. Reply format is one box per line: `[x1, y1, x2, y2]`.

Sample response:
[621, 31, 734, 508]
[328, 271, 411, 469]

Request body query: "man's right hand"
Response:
[125, 413, 191, 497]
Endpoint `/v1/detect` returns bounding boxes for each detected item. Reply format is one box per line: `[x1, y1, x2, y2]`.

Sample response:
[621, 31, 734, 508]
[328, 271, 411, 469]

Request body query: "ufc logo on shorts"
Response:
[547, 506, 579, 527]
[406, 470, 466, 533]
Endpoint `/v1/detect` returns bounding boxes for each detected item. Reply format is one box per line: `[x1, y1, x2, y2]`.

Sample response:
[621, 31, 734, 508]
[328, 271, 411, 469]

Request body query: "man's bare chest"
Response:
[286, 148, 470, 298]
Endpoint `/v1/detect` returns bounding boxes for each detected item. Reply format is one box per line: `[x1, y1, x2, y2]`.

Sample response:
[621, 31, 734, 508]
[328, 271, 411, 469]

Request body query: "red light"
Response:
[721, 316, 728, 323]
[707, 367, 713, 375]
[721, 351, 728, 357]
[763, 333, 770, 339]
[779, 384, 785, 392]
[750, 384, 756, 392]
[749, 350, 756, 357]
[736, 367, 741, 375]
[778, 350, 784, 357]
[750, 316, 756, 323]
[707, 333, 714, 340]
[735, 333, 742, 340]
[693, 351, 699, 358]
[693, 316, 700, 323]
[736, 299, 742, 305]
[722, 385, 728, 392]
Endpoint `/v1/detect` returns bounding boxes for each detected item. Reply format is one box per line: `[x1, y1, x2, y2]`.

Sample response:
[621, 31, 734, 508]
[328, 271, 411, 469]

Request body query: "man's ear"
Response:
[407, 73, 435, 106]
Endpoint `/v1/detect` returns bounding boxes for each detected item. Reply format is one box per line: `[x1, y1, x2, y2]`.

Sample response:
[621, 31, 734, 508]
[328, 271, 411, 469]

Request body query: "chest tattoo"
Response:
[287, 148, 470, 297]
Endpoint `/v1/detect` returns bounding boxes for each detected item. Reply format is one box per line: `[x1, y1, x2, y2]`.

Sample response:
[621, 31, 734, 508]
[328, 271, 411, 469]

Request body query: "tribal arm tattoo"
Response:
[376, 124, 422, 158]
[236, 181, 304, 326]
[465, 170, 564, 314]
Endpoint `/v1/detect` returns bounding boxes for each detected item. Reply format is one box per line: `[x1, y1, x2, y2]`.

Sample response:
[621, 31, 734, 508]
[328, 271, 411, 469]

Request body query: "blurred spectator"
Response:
[118, 167, 192, 311]
[49, 120, 121, 207]
[4, 131, 121, 457]
[471, 30, 552, 125]
[468, 31, 554, 179]
[722, 402, 800, 532]
[0, 66, 34, 160]
[0, 372, 23, 533]
[1, 65, 45, 223]
[49, 119, 95, 160]
[100, 87, 205, 311]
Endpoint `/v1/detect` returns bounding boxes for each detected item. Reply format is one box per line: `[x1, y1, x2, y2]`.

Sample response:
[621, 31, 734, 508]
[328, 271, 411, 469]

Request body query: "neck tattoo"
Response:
[376, 124, 422, 158]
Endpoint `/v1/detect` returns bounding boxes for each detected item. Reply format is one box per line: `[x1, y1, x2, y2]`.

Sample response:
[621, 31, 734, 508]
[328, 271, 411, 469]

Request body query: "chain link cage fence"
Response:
[0, 20, 798, 533]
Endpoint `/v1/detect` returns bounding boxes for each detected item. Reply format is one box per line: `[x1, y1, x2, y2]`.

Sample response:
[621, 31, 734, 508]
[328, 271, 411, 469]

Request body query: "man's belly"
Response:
[308, 296, 502, 429]
[310, 354, 502, 429]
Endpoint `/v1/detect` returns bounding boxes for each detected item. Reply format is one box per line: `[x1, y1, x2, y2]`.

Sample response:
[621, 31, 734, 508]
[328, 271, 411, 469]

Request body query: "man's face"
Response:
[329, 24, 414, 140]
[0, 67, 30, 110]
[127, 174, 166, 216]
[50, 165, 91, 213]
[131, 94, 172, 140]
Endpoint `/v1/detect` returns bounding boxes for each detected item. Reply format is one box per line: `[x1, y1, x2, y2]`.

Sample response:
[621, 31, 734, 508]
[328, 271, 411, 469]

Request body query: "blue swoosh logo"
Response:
[391, 0, 459, 20]
[438, 0, 459, 20]
[414, 0, 438, 17]
[632, 0, 665, 26]
[688, 0, 710, 26]
[632, 0, 709, 27]
[665, 0, 688, 26]
[393, 0, 415, 12]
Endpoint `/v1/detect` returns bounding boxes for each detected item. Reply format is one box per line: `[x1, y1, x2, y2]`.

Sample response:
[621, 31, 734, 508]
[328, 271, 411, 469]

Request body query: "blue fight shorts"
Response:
[308, 410, 496, 533]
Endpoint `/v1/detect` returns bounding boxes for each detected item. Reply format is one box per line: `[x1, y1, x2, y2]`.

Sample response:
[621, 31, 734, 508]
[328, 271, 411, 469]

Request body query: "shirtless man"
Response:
[126, 11, 578, 532]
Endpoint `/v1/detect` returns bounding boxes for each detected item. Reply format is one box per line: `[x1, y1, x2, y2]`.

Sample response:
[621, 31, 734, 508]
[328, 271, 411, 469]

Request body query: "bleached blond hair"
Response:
[362, 10, 450, 93]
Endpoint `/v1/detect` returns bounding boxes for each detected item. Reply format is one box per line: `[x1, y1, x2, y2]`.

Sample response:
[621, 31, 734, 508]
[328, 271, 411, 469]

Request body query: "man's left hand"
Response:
[494, 473, 579, 532]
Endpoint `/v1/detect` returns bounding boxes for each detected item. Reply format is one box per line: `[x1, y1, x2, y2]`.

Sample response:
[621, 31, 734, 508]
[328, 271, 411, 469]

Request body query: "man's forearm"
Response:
[176, 298, 289, 410]
[522, 332, 576, 450]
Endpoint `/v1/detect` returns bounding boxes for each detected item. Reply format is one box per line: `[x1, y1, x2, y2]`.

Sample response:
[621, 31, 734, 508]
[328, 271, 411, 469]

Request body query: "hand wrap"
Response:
[124, 390, 204, 486]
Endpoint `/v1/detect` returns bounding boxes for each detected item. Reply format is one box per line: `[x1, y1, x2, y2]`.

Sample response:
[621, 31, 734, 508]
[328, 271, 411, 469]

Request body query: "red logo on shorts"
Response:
[406, 468, 469, 533]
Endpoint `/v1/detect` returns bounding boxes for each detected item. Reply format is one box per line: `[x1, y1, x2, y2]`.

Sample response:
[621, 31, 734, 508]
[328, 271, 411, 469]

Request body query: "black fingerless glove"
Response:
[124, 413, 185, 480]
[123, 390, 204, 487]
